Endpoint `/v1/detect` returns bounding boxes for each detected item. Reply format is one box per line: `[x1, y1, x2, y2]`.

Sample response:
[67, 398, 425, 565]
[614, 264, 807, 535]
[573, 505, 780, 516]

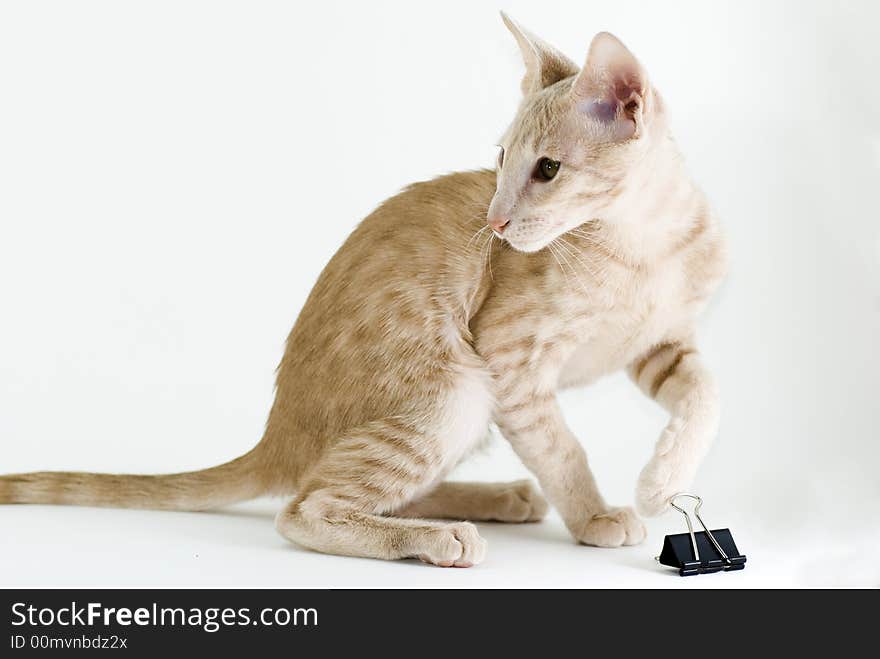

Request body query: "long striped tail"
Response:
[0, 448, 265, 511]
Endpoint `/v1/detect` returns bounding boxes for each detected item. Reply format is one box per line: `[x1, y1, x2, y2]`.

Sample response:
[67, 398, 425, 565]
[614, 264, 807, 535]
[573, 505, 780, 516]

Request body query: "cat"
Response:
[0, 14, 726, 567]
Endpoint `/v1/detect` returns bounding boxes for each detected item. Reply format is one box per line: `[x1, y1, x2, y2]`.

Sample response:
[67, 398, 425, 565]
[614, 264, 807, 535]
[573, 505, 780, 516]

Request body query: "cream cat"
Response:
[0, 15, 726, 567]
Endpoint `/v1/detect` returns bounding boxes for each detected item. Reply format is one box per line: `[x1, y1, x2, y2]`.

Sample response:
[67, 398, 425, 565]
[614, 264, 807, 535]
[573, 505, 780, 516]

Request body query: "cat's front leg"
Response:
[495, 390, 646, 547]
[628, 339, 721, 516]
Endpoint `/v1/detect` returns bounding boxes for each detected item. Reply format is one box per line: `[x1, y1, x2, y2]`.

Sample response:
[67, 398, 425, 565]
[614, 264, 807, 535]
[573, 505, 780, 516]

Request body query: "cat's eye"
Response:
[536, 157, 560, 181]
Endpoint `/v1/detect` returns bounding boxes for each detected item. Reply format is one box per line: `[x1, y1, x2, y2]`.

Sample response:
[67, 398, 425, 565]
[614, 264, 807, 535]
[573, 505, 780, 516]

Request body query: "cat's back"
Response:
[295, 168, 496, 326]
[257, 169, 497, 484]
[269, 169, 497, 441]
[354, 168, 497, 256]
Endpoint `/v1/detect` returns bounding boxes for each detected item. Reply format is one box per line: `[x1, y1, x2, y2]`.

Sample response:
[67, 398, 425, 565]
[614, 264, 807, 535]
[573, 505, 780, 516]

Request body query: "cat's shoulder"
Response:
[358, 169, 497, 239]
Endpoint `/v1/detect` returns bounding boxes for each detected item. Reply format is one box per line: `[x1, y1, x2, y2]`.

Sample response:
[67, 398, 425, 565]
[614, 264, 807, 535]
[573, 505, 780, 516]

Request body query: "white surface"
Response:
[1, 1, 878, 588]
[2, 500, 876, 588]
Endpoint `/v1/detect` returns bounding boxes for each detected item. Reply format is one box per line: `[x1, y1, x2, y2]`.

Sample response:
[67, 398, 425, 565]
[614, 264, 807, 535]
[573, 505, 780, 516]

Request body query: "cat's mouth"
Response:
[500, 223, 561, 253]
[503, 235, 551, 254]
[494, 214, 563, 253]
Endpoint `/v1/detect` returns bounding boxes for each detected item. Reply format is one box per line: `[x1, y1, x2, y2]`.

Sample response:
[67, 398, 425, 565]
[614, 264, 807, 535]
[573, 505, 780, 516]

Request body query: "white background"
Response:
[1, 0, 878, 588]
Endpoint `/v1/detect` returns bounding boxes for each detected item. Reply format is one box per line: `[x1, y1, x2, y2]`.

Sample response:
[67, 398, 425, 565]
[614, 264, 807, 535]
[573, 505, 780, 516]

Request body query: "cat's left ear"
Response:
[501, 12, 578, 96]
[572, 32, 652, 141]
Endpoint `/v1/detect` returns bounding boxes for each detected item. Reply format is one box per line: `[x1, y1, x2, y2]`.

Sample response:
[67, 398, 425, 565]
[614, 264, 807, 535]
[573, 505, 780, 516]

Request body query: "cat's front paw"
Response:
[577, 507, 646, 547]
[635, 453, 694, 517]
[636, 417, 704, 517]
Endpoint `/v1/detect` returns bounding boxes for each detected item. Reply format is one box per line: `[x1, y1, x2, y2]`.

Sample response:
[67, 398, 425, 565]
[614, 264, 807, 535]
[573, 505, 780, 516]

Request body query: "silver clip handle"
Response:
[669, 493, 730, 564]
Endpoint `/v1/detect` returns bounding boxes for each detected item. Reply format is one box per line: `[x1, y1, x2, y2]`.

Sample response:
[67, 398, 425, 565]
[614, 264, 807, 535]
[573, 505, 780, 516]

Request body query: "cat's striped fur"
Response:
[0, 16, 726, 566]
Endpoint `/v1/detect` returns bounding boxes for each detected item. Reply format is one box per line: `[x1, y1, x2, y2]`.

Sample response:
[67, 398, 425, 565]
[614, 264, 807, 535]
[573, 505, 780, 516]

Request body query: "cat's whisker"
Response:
[556, 236, 599, 269]
[467, 225, 490, 251]
[568, 228, 630, 266]
[550, 242, 578, 296]
[551, 239, 591, 297]
[547, 242, 572, 289]
[552, 240, 585, 278]
[486, 233, 496, 282]
[568, 229, 609, 249]
[555, 237, 606, 285]
[547, 242, 571, 291]
[564, 232, 619, 278]
[477, 230, 493, 280]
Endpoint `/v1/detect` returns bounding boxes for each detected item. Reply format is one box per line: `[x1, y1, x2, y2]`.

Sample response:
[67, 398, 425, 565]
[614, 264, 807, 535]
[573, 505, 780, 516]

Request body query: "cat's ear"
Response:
[501, 12, 578, 96]
[572, 32, 651, 141]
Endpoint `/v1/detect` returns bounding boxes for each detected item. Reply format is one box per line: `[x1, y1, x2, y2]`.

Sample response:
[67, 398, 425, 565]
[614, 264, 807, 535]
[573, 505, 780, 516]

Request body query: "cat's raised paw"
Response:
[636, 483, 674, 518]
[418, 522, 487, 567]
[578, 507, 646, 548]
[635, 454, 691, 517]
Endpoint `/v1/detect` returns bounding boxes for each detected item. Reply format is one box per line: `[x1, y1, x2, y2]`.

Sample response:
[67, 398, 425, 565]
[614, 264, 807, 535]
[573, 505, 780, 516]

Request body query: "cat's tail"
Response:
[0, 447, 266, 511]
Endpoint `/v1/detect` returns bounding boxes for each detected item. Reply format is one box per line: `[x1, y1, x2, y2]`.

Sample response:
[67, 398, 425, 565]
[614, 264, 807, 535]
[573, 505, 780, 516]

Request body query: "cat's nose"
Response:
[488, 216, 510, 234]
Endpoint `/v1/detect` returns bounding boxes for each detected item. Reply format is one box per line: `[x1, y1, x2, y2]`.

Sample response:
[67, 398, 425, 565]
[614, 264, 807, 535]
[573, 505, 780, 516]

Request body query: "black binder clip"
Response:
[657, 493, 746, 576]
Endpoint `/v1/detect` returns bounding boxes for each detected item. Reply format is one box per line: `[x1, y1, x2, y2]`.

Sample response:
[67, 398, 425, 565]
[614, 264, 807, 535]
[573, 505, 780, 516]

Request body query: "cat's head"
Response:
[488, 14, 670, 252]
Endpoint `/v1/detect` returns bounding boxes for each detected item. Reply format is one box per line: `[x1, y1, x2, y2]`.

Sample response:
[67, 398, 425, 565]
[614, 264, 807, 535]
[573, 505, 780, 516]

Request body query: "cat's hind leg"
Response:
[277, 490, 487, 567]
[276, 372, 494, 566]
[393, 480, 548, 523]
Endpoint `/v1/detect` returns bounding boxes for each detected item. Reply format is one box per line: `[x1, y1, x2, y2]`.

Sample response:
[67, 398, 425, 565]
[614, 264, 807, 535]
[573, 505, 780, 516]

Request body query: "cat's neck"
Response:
[585, 140, 710, 266]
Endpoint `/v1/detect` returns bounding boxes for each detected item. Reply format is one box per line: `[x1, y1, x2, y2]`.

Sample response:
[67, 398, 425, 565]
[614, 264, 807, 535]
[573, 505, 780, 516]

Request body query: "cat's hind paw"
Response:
[492, 479, 549, 522]
[417, 522, 487, 568]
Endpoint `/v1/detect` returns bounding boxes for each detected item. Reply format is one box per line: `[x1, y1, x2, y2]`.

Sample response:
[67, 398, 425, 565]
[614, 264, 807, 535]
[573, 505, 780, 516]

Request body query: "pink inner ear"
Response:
[577, 71, 643, 140]
[614, 78, 642, 108]
[586, 98, 618, 122]
[573, 32, 647, 139]
[579, 93, 638, 140]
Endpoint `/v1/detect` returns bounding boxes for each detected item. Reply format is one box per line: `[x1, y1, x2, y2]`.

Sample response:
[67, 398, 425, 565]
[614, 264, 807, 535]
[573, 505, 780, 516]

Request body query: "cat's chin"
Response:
[504, 237, 552, 254]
